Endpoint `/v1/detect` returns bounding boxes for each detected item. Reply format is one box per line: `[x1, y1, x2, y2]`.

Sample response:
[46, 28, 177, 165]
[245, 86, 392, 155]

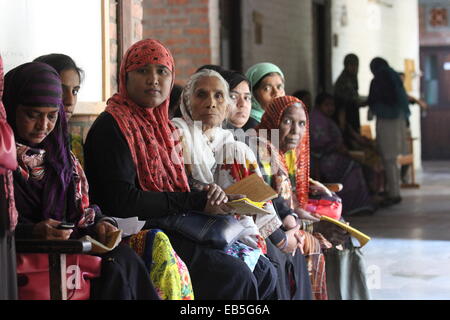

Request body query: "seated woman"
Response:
[243, 62, 285, 130]
[218, 68, 314, 300]
[83, 38, 260, 300]
[314, 93, 386, 198]
[3, 62, 158, 300]
[33, 54, 85, 166]
[309, 93, 379, 216]
[172, 69, 281, 300]
[253, 95, 350, 300]
[36, 54, 194, 300]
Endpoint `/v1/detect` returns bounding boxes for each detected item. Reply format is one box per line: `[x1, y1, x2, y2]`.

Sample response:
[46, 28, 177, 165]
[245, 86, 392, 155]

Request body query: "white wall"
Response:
[0, 0, 103, 103]
[241, 0, 314, 95]
[331, 0, 422, 168]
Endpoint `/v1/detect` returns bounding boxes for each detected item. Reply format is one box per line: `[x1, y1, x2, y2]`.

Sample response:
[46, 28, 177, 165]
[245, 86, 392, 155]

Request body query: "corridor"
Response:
[347, 161, 450, 300]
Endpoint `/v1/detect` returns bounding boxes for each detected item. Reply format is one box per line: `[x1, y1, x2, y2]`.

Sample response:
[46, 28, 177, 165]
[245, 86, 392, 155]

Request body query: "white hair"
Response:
[180, 69, 233, 120]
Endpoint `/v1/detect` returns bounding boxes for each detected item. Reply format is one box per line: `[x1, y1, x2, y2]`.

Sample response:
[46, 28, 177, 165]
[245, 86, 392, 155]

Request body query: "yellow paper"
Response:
[224, 173, 278, 203]
[320, 216, 371, 247]
[228, 198, 271, 216]
[80, 229, 123, 254]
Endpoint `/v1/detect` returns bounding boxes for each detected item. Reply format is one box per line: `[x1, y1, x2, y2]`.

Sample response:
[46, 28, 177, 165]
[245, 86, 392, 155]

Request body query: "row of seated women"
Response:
[1, 38, 354, 300]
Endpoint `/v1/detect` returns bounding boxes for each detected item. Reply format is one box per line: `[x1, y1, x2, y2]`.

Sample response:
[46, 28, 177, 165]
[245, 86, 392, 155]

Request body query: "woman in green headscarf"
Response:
[243, 62, 285, 130]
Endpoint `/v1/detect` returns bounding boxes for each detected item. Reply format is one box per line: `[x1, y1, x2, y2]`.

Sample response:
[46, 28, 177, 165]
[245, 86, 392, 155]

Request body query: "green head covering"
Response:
[245, 62, 284, 123]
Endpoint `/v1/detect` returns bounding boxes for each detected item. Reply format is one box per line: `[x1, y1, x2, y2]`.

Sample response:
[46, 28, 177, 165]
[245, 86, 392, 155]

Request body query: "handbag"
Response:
[323, 240, 371, 300]
[306, 192, 342, 220]
[16, 253, 102, 300]
[146, 211, 246, 250]
[0, 118, 17, 174]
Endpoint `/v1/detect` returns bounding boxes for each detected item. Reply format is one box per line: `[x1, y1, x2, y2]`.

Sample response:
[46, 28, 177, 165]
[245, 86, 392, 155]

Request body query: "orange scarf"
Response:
[257, 96, 310, 209]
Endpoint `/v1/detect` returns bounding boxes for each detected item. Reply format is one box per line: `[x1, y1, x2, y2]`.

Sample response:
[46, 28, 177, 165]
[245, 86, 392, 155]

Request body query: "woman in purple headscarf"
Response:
[3, 62, 159, 300]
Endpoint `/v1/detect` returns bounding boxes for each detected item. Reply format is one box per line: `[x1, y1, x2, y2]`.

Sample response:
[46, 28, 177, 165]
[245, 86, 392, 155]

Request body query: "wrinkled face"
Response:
[318, 97, 335, 118]
[126, 63, 172, 108]
[16, 105, 59, 145]
[279, 104, 307, 153]
[190, 76, 228, 131]
[228, 81, 252, 128]
[60, 69, 80, 121]
[254, 73, 285, 110]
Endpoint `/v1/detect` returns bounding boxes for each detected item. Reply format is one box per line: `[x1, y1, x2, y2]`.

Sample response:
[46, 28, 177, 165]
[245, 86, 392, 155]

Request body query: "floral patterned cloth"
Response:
[226, 241, 262, 272]
[127, 229, 194, 300]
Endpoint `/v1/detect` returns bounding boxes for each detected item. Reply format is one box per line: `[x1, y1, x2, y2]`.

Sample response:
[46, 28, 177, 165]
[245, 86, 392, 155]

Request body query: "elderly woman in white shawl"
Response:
[172, 69, 283, 299]
[172, 69, 282, 243]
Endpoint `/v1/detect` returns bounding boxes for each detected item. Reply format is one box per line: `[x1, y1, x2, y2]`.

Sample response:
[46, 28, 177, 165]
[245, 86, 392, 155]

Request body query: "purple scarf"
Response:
[3, 62, 78, 223]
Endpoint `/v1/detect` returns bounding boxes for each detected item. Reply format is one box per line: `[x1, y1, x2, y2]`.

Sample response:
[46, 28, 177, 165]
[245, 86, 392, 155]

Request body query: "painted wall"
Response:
[241, 0, 315, 96]
[0, 0, 103, 103]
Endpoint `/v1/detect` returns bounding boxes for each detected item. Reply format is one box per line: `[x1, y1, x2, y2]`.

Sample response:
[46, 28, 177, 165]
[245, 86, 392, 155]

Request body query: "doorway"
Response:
[219, 0, 242, 72]
[313, 0, 332, 95]
[420, 46, 450, 160]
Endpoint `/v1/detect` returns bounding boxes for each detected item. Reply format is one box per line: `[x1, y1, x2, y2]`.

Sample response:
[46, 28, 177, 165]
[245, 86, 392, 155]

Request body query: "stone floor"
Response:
[346, 161, 450, 300]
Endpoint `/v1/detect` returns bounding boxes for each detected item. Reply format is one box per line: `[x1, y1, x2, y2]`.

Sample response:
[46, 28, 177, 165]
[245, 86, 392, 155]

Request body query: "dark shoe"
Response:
[381, 196, 402, 207]
[389, 196, 402, 205]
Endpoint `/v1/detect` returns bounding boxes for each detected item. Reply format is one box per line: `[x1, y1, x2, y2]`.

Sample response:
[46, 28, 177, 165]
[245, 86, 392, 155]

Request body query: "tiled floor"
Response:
[346, 161, 450, 300]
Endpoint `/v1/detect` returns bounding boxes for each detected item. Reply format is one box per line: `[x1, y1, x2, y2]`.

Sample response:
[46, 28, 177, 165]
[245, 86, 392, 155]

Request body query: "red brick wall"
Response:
[142, 0, 213, 84]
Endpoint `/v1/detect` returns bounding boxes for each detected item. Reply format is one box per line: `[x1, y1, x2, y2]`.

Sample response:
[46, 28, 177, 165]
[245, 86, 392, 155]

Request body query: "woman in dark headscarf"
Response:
[33, 53, 85, 165]
[0, 54, 18, 300]
[368, 57, 410, 204]
[4, 62, 159, 300]
[84, 39, 260, 300]
[220, 69, 316, 300]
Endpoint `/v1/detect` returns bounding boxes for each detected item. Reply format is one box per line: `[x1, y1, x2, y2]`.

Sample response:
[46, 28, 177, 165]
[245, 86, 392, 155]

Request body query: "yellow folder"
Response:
[320, 216, 371, 247]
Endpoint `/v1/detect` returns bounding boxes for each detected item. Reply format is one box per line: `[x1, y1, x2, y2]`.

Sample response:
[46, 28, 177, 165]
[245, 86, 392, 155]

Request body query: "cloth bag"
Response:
[16, 253, 102, 300]
[146, 211, 245, 250]
[306, 192, 342, 220]
[323, 240, 370, 300]
[0, 118, 17, 174]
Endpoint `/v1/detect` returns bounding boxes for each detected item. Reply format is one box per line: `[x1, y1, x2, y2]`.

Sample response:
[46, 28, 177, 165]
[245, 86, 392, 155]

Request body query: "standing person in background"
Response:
[368, 57, 410, 205]
[0, 54, 18, 300]
[33, 54, 85, 166]
[244, 63, 285, 130]
[334, 54, 367, 149]
[398, 72, 428, 184]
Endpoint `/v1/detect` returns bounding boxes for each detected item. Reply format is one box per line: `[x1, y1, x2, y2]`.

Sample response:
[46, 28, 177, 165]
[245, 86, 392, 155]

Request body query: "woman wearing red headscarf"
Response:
[84, 39, 260, 300]
[252, 96, 350, 300]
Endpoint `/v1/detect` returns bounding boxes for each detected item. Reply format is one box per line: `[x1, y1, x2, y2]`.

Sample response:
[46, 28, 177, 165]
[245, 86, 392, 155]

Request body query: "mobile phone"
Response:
[56, 222, 75, 230]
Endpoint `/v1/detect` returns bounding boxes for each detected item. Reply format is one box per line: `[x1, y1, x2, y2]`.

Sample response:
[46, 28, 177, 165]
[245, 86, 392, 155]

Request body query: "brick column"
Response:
[142, 0, 218, 84]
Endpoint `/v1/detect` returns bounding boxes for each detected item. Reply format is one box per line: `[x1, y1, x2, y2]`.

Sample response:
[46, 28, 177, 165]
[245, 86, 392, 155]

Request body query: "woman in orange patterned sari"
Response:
[253, 96, 349, 300]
